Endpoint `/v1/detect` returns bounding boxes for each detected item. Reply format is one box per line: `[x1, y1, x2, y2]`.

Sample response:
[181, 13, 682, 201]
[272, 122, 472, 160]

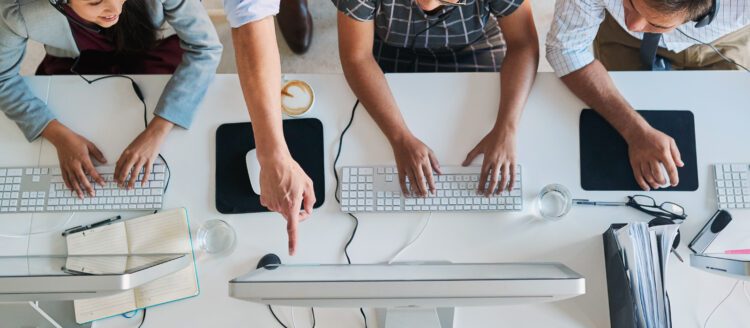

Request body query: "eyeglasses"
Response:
[626, 195, 686, 222]
[574, 194, 687, 261]
[436, 0, 468, 6]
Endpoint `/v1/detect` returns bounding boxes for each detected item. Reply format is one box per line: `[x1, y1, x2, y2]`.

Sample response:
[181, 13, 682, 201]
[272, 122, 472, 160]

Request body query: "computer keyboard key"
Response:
[339, 165, 523, 213]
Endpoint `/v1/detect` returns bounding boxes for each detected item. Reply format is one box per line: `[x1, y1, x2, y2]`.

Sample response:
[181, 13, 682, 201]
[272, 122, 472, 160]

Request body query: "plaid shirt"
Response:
[334, 0, 524, 72]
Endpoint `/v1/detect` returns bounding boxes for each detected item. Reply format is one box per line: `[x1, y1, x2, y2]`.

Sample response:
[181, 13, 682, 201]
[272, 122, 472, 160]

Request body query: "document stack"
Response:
[603, 222, 679, 328]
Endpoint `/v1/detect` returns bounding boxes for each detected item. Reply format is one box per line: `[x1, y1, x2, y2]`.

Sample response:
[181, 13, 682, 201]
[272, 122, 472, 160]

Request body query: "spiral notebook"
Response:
[65, 208, 199, 324]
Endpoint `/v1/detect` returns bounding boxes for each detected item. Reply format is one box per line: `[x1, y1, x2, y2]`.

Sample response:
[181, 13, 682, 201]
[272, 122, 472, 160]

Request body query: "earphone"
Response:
[48, 0, 103, 33]
[693, 0, 718, 28]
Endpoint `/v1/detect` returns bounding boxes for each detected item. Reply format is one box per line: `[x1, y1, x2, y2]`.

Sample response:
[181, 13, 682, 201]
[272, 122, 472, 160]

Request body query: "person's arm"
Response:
[463, 0, 539, 196]
[233, 16, 315, 256]
[560, 61, 683, 190]
[0, 7, 106, 198]
[114, 0, 222, 189]
[545, 0, 681, 190]
[337, 12, 440, 197]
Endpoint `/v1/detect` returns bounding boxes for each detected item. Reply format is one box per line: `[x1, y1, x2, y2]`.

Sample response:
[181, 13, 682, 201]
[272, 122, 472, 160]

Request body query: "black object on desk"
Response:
[215, 119, 325, 214]
[579, 109, 698, 191]
[603, 224, 637, 328]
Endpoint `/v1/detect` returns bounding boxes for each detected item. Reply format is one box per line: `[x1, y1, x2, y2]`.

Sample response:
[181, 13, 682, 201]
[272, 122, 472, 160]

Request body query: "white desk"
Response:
[2, 72, 750, 327]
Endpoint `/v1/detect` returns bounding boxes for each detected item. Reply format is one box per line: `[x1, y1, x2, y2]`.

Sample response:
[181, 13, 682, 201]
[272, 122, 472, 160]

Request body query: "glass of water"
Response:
[196, 219, 236, 255]
[536, 184, 572, 220]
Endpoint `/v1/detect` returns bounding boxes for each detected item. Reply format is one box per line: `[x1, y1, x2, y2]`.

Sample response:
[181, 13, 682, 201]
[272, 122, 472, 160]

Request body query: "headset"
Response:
[692, 0, 718, 28]
[48, 0, 103, 32]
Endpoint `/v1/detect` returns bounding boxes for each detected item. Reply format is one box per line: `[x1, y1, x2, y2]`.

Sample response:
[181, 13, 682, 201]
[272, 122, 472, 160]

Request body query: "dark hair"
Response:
[102, 0, 158, 54]
[644, 0, 714, 21]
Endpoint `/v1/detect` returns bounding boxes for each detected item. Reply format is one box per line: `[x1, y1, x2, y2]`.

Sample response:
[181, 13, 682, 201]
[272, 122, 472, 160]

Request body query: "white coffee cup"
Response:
[281, 80, 315, 117]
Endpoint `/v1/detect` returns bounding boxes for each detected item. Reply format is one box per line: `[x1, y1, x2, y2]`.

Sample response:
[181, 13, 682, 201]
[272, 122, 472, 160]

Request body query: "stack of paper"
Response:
[614, 222, 679, 328]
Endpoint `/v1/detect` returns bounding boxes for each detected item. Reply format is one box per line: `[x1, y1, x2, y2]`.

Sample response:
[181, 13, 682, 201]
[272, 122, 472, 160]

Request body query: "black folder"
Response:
[603, 224, 672, 328]
[580, 109, 698, 191]
[215, 119, 325, 214]
[603, 224, 638, 328]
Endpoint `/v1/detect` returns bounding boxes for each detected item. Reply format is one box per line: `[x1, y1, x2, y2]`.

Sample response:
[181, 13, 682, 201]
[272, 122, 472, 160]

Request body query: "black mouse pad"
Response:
[215, 119, 325, 214]
[579, 109, 698, 191]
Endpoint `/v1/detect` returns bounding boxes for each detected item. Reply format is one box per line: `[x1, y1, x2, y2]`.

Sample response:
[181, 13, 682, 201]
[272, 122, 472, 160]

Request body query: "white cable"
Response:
[388, 212, 432, 264]
[290, 307, 297, 328]
[0, 212, 76, 238]
[703, 280, 740, 328]
[676, 28, 750, 73]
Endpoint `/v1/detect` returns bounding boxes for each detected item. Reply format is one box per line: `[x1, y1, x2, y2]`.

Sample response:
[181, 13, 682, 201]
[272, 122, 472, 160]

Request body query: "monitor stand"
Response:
[0, 301, 91, 328]
[376, 307, 455, 328]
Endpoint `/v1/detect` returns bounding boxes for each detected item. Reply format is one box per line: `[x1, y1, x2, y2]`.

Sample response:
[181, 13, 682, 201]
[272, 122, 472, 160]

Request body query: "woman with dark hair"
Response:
[0, 0, 222, 197]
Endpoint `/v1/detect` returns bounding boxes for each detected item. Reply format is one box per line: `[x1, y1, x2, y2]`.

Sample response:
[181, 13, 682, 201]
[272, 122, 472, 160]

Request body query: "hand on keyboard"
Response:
[41, 120, 107, 198]
[392, 135, 441, 197]
[625, 126, 683, 191]
[115, 117, 173, 189]
[258, 154, 315, 256]
[463, 128, 517, 196]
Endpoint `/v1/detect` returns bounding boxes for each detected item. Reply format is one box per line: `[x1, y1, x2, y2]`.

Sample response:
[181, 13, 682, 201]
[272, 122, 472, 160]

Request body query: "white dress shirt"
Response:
[545, 0, 750, 77]
[223, 0, 280, 28]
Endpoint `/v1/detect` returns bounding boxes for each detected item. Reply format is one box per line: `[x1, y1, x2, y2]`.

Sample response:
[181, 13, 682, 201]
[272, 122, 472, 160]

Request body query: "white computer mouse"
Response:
[657, 163, 671, 189]
[246, 149, 262, 195]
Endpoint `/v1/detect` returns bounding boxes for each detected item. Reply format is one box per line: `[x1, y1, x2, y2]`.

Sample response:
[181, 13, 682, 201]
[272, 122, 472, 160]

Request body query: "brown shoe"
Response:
[277, 0, 313, 54]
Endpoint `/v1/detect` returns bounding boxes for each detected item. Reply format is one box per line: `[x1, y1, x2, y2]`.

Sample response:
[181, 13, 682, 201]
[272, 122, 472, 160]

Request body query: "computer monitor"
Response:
[229, 262, 585, 328]
[0, 254, 191, 328]
[0, 254, 191, 301]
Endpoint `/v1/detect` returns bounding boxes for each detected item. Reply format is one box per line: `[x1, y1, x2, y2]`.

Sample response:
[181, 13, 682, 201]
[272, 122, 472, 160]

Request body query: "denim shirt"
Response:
[0, 0, 222, 141]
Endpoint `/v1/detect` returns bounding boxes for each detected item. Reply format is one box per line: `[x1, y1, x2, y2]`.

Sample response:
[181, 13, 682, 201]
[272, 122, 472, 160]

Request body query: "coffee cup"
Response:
[281, 80, 315, 117]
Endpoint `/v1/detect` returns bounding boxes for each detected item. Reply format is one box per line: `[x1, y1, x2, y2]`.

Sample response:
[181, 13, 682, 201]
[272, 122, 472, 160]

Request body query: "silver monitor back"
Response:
[0, 254, 191, 302]
[229, 262, 585, 328]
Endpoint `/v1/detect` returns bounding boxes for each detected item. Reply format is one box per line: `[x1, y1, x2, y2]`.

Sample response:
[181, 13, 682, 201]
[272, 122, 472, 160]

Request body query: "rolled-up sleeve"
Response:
[545, 0, 606, 77]
[157, 0, 222, 129]
[0, 4, 57, 141]
[223, 0, 280, 28]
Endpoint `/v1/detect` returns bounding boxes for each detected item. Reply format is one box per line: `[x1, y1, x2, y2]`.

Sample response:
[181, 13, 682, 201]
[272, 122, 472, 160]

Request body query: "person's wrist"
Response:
[490, 123, 517, 141]
[145, 117, 174, 138]
[257, 147, 293, 167]
[40, 120, 73, 145]
[388, 128, 414, 148]
[621, 121, 652, 144]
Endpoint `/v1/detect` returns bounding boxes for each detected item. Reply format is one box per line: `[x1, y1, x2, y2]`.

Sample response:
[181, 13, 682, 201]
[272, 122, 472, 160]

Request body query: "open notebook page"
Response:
[125, 208, 198, 308]
[74, 291, 136, 324]
[66, 223, 129, 255]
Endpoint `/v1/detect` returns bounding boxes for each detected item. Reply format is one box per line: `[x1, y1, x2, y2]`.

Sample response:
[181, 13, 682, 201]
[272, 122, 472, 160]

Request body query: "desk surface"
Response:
[1, 72, 750, 327]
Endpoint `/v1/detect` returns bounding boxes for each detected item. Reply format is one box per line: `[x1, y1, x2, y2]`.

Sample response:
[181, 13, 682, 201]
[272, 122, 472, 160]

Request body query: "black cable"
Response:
[268, 305, 288, 328]
[70, 58, 172, 193]
[137, 308, 147, 328]
[332, 99, 368, 327]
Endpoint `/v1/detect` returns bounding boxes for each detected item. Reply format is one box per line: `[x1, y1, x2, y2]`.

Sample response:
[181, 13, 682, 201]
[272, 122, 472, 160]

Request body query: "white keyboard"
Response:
[339, 165, 522, 213]
[714, 163, 750, 209]
[0, 164, 168, 213]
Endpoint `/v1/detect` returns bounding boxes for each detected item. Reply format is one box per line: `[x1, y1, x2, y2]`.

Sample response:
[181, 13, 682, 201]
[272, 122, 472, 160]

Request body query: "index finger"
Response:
[286, 214, 298, 256]
[83, 160, 105, 187]
[507, 163, 517, 192]
[141, 160, 153, 187]
[422, 162, 436, 195]
[661, 154, 680, 187]
[74, 165, 94, 197]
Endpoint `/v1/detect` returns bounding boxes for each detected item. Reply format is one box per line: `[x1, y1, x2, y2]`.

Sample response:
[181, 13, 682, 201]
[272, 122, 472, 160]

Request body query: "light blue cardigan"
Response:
[0, 0, 223, 141]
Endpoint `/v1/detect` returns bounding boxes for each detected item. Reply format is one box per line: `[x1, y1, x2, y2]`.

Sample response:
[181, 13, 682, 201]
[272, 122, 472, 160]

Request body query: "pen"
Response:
[62, 215, 122, 237]
[724, 249, 750, 255]
[572, 199, 626, 206]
